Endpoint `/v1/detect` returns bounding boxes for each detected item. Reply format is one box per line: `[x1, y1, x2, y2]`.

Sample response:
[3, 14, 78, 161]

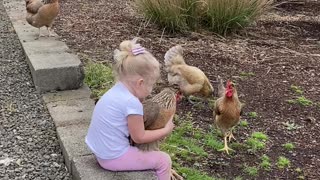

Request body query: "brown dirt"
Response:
[54, 0, 320, 179]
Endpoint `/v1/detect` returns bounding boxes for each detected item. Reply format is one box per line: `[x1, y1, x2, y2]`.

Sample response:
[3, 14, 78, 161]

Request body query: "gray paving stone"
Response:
[72, 155, 157, 180]
[42, 85, 92, 103]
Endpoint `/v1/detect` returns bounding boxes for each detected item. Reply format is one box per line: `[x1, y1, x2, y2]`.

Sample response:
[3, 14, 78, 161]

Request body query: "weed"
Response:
[243, 165, 259, 176]
[251, 132, 268, 141]
[282, 122, 302, 131]
[286, 96, 313, 106]
[283, 143, 295, 151]
[298, 176, 305, 180]
[295, 168, 302, 173]
[260, 154, 271, 170]
[84, 62, 114, 99]
[248, 112, 258, 118]
[290, 85, 303, 95]
[277, 156, 290, 169]
[234, 176, 243, 180]
[161, 114, 208, 162]
[178, 166, 217, 180]
[239, 120, 248, 127]
[246, 132, 268, 152]
[296, 96, 313, 106]
[240, 72, 255, 78]
[205, 134, 224, 151]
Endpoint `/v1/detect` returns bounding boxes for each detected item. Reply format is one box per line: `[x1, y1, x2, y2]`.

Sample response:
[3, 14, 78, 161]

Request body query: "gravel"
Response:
[0, 1, 71, 179]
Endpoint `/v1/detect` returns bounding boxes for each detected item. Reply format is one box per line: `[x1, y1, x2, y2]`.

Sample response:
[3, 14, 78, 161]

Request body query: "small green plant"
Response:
[240, 72, 255, 78]
[296, 96, 313, 106]
[277, 156, 290, 169]
[234, 176, 243, 180]
[283, 143, 295, 151]
[205, 133, 224, 151]
[248, 112, 258, 118]
[295, 168, 302, 173]
[286, 96, 313, 106]
[162, 114, 208, 163]
[282, 122, 302, 131]
[84, 62, 114, 98]
[290, 85, 303, 95]
[178, 166, 216, 180]
[239, 120, 248, 127]
[251, 132, 268, 141]
[243, 165, 259, 176]
[246, 132, 268, 152]
[260, 154, 271, 170]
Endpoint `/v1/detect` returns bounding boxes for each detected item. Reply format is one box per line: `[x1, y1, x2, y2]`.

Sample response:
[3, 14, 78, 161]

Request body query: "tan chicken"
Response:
[164, 45, 213, 103]
[131, 87, 183, 180]
[214, 77, 242, 154]
[25, 0, 59, 39]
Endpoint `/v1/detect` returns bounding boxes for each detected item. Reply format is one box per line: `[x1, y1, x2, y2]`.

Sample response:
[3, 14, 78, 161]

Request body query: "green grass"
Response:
[161, 113, 225, 179]
[178, 166, 217, 180]
[135, 0, 272, 35]
[251, 132, 268, 141]
[84, 62, 114, 99]
[290, 85, 303, 95]
[204, 133, 224, 151]
[248, 112, 258, 118]
[234, 176, 243, 180]
[246, 132, 268, 153]
[286, 96, 313, 106]
[243, 165, 259, 176]
[277, 156, 290, 169]
[282, 143, 295, 151]
[260, 154, 271, 170]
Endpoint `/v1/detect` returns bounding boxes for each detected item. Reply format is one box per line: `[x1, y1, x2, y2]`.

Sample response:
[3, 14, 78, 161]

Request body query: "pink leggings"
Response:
[97, 146, 172, 180]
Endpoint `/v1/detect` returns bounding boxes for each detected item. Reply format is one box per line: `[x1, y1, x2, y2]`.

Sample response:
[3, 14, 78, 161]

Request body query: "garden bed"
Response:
[54, 0, 320, 179]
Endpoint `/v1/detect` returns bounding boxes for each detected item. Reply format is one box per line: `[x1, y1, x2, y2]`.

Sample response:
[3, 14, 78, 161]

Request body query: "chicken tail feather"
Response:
[164, 45, 185, 66]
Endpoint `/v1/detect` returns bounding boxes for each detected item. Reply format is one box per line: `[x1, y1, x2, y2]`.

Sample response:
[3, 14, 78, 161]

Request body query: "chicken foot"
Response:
[226, 131, 236, 142]
[47, 27, 55, 37]
[218, 135, 233, 155]
[171, 169, 184, 180]
[35, 28, 45, 40]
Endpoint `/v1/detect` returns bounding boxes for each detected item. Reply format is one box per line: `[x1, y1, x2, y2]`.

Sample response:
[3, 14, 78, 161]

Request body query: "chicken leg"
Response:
[171, 169, 184, 180]
[218, 134, 233, 155]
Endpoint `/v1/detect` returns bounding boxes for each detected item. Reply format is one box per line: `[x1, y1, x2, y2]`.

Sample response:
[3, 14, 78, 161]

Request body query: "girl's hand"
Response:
[164, 115, 175, 134]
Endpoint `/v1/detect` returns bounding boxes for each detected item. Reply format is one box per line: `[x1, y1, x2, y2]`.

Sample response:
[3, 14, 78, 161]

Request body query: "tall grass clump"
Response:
[135, 0, 200, 32]
[203, 0, 272, 35]
[135, 0, 272, 35]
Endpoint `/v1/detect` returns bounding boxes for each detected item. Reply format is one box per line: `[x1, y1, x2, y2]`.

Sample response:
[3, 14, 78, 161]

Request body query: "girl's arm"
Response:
[128, 114, 174, 144]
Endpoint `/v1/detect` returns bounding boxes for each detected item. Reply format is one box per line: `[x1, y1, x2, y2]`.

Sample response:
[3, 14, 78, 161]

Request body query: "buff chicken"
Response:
[164, 45, 214, 104]
[25, 0, 59, 39]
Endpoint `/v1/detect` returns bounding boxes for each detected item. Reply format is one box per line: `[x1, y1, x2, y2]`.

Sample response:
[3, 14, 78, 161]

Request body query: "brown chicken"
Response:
[164, 45, 213, 103]
[131, 87, 183, 180]
[25, 0, 59, 39]
[214, 77, 242, 154]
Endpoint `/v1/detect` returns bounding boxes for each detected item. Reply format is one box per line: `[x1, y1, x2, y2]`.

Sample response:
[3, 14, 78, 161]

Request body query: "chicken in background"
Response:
[25, 0, 59, 39]
[130, 87, 183, 180]
[214, 76, 242, 154]
[164, 45, 214, 104]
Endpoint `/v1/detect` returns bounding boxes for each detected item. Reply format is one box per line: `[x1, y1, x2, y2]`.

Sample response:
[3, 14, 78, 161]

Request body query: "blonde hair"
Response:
[113, 39, 160, 83]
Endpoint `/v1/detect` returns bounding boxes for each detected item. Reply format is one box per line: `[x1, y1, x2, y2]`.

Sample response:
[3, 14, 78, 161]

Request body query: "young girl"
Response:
[85, 39, 175, 180]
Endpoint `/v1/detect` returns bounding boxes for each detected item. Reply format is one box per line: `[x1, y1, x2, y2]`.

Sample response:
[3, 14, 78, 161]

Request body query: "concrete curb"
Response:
[3, 1, 157, 179]
[3, 0, 84, 93]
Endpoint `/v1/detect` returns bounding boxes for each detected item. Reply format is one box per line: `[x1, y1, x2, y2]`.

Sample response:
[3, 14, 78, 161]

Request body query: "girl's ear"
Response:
[137, 78, 144, 86]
